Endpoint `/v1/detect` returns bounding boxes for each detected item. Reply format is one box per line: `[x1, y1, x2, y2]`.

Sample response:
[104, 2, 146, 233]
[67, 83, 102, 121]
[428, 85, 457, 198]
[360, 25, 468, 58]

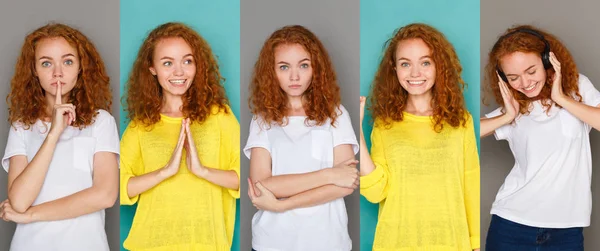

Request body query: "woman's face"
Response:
[499, 51, 547, 98]
[394, 38, 436, 97]
[35, 37, 80, 97]
[150, 37, 196, 97]
[274, 43, 313, 98]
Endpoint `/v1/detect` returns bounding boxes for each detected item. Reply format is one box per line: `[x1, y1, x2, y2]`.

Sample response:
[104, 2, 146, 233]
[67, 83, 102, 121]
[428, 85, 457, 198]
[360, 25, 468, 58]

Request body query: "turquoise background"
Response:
[119, 1, 240, 250]
[359, 0, 480, 250]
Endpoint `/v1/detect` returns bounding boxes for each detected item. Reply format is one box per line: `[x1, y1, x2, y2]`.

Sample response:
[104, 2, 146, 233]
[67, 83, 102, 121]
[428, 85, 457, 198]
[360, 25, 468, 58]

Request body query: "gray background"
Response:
[240, 0, 360, 249]
[0, 0, 120, 250]
[480, 0, 600, 249]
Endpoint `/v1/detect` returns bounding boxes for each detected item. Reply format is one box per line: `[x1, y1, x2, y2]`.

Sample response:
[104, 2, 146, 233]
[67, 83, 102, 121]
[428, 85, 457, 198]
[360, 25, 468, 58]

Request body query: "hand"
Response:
[0, 199, 33, 224]
[248, 178, 285, 212]
[474, 249, 480, 251]
[327, 158, 359, 189]
[159, 119, 187, 178]
[549, 52, 566, 104]
[183, 119, 207, 178]
[49, 80, 76, 136]
[497, 71, 519, 122]
[359, 96, 367, 126]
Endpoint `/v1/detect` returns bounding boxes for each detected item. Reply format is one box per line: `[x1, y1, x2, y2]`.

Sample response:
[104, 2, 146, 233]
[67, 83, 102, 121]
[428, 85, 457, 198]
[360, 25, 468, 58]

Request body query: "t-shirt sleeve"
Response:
[93, 110, 120, 155]
[332, 105, 359, 154]
[119, 122, 143, 205]
[218, 107, 241, 199]
[484, 107, 512, 141]
[243, 116, 271, 159]
[2, 124, 27, 173]
[577, 74, 600, 132]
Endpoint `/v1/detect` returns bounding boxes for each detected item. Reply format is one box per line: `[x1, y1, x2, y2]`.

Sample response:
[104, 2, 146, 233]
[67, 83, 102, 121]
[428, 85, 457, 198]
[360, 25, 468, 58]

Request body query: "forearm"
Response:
[557, 97, 600, 131]
[359, 126, 376, 176]
[126, 168, 169, 199]
[279, 184, 353, 211]
[480, 114, 511, 137]
[197, 167, 239, 190]
[9, 133, 59, 212]
[259, 169, 331, 198]
[28, 185, 116, 222]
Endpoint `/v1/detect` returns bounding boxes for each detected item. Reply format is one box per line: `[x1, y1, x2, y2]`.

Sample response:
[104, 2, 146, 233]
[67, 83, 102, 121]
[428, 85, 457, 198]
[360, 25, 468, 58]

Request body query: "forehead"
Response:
[35, 37, 78, 57]
[274, 43, 310, 60]
[153, 37, 193, 56]
[499, 51, 540, 72]
[395, 38, 431, 57]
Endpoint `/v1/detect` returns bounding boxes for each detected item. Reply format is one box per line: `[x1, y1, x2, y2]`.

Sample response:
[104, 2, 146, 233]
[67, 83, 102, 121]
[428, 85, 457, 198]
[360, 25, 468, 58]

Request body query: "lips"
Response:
[289, 84, 302, 89]
[522, 82, 538, 93]
[169, 79, 187, 87]
[407, 80, 425, 86]
[50, 82, 65, 86]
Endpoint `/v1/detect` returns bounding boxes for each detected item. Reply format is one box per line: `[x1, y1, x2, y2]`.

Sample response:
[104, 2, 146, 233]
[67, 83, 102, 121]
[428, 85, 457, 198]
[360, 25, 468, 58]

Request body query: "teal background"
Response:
[119, 1, 240, 250]
[359, 0, 480, 250]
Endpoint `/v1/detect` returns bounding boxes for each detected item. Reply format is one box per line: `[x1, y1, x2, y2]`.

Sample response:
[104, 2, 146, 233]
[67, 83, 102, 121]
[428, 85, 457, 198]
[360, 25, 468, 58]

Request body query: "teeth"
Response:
[408, 80, 425, 85]
[524, 83, 536, 91]
[169, 79, 185, 84]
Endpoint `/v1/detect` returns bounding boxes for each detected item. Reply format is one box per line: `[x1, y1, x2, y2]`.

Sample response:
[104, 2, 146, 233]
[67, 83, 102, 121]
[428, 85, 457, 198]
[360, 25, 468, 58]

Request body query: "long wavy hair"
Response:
[124, 22, 229, 126]
[484, 24, 580, 114]
[7, 23, 112, 129]
[369, 23, 467, 132]
[249, 25, 341, 127]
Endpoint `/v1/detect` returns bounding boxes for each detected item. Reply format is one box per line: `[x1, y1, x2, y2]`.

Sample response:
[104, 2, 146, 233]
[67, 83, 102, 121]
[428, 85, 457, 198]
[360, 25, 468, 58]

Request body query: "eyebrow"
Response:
[277, 58, 310, 64]
[38, 53, 76, 61]
[159, 54, 194, 61]
[398, 55, 431, 61]
[506, 65, 536, 76]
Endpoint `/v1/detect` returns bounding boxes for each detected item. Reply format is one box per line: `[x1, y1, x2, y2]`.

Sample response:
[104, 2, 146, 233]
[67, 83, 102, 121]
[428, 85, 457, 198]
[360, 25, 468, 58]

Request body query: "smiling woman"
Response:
[119, 22, 240, 251]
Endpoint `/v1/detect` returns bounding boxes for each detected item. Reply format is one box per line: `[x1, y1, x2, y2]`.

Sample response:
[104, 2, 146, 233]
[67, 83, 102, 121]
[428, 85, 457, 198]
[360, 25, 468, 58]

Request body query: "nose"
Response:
[174, 63, 184, 76]
[410, 65, 420, 78]
[53, 64, 63, 78]
[290, 68, 299, 81]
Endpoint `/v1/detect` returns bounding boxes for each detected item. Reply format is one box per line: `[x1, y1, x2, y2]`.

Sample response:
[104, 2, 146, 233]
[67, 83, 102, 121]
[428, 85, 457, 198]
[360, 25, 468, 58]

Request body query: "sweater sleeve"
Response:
[219, 106, 241, 199]
[463, 114, 481, 249]
[120, 122, 143, 205]
[360, 125, 391, 203]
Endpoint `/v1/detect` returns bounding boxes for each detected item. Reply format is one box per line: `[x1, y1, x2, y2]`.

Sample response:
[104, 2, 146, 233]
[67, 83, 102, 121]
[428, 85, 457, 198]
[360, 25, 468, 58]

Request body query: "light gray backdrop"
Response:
[0, 0, 120, 250]
[480, 0, 600, 249]
[240, 0, 361, 249]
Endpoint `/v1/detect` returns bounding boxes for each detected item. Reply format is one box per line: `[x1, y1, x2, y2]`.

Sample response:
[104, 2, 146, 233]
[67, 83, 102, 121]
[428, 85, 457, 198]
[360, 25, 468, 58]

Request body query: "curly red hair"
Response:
[7, 23, 112, 128]
[369, 23, 467, 132]
[124, 22, 229, 126]
[484, 25, 580, 114]
[249, 25, 341, 127]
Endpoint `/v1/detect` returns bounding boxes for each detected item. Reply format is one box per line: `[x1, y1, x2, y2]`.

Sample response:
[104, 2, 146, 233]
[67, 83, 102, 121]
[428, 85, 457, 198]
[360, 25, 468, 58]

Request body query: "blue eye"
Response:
[41, 61, 51, 67]
[279, 65, 289, 70]
[184, 59, 193, 65]
[422, 61, 431, 66]
[163, 61, 172, 66]
[400, 62, 409, 67]
[300, 63, 310, 69]
[64, 59, 73, 66]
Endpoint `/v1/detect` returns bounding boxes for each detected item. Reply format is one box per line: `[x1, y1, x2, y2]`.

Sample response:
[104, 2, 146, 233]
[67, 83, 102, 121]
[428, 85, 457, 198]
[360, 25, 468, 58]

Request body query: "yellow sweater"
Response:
[361, 112, 480, 251]
[120, 106, 240, 251]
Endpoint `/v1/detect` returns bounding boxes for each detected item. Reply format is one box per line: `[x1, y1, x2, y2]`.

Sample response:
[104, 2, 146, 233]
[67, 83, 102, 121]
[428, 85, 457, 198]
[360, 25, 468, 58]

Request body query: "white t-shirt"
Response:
[2, 109, 119, 251]
[244, 105, 358, 251]
[486, 74, 600, 228]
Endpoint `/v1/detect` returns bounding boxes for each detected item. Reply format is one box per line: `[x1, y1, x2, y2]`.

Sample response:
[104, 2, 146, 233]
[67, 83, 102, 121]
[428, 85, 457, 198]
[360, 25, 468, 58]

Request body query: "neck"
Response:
[405, 92, 433, 116]
[161, 93, 184, 117]
[287, 95, 305, 116]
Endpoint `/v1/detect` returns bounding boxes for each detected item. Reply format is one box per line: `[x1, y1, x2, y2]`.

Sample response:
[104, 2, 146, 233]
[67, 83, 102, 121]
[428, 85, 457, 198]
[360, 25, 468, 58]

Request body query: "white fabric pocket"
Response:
[72, 137, 96, 174]
[311, 130, 333, 166]
[559, 111, 584, 138]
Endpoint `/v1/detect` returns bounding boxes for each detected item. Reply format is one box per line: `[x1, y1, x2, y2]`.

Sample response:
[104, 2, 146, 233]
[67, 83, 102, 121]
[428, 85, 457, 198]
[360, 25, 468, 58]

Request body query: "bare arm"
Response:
[480, 114, 513, 138]
[556, 98, 600, 131]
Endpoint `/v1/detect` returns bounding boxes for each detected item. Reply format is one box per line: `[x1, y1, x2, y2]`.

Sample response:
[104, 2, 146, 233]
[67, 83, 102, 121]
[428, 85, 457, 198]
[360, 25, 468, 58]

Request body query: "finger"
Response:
[55, 80, 62, 105]
[247, 178, 256, 198]
[255, 182, 265, 192]
[343, 158, 359, 166]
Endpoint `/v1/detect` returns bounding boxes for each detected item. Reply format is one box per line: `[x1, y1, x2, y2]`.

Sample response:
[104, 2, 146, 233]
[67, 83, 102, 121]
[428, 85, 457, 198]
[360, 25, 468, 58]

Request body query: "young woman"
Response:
[0, 23, 119, 251]
[120, 22, 240, 251]
[482, 25, 600, 250]
[359, 23, 480, 251]
[244, 25, 359, 251]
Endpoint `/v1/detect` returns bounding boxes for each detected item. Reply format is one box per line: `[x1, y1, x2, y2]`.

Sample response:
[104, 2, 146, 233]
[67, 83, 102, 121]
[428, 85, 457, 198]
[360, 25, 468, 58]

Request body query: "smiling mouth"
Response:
[169, 79, 187, 86]
[407, 80, 425, 86]
[523, 82, 538, 92]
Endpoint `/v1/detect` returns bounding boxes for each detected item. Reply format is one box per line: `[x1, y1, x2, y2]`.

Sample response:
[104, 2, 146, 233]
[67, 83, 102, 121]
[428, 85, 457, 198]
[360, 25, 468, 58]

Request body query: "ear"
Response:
[149, 67, 157, 76]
